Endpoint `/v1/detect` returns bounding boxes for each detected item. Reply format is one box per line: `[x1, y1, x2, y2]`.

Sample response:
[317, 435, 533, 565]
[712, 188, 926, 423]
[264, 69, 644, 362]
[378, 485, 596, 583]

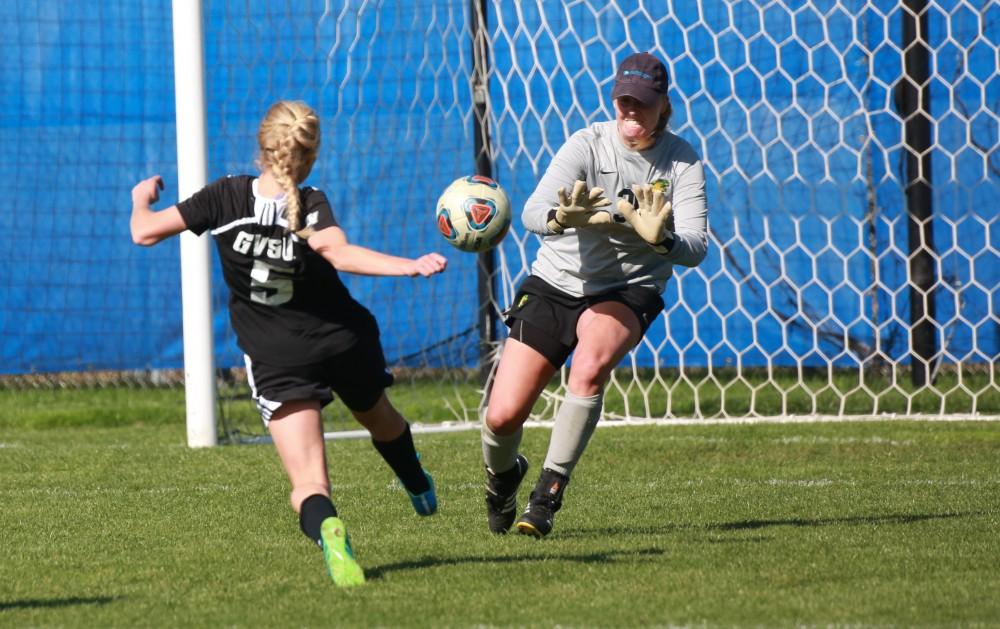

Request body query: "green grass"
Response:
[6, 365, 996, 439]
[0, 387, 187, 429]
[1, 390, 998, 627]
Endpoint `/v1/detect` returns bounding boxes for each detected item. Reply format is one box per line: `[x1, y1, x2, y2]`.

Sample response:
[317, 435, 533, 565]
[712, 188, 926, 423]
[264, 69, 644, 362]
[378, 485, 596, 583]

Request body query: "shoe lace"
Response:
[527, 489, 561, 514]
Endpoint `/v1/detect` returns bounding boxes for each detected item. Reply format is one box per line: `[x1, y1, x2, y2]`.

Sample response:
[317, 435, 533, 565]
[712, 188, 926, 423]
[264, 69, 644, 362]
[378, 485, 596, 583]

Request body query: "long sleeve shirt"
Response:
[522, 120, 708, 296]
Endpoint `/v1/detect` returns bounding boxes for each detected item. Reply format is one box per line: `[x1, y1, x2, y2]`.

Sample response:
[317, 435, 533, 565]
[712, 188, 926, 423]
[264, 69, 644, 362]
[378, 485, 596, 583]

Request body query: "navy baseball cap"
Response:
[611, 52, 669, 105]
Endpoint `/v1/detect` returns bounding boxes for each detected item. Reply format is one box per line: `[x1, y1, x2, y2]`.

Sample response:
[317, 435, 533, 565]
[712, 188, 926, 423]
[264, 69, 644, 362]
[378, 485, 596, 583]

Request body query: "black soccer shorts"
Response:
[503, 275, 664, 367]
[244, 332, 394, 424]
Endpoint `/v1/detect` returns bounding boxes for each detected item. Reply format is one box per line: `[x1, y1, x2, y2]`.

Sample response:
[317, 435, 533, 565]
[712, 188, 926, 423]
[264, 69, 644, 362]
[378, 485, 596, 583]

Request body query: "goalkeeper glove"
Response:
[546, 179, 613, 233]
[616, 183, 675, 254]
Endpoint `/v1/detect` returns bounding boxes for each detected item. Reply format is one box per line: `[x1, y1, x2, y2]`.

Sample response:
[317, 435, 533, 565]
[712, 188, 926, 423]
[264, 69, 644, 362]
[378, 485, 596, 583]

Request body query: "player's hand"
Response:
[407, 252, 448, 277]
[546, 180, 613, 233]
[617, 183, 672, 245]
[132, 175, 164, 207]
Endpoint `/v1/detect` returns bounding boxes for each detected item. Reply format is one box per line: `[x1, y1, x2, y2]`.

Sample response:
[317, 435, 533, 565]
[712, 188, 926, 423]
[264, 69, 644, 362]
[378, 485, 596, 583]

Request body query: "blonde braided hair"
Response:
[257, 100, 320, 234]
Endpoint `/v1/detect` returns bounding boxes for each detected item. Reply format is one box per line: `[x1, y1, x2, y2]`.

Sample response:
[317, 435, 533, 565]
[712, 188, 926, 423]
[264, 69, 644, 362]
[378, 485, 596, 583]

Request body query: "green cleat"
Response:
[320, 517, 365, 587]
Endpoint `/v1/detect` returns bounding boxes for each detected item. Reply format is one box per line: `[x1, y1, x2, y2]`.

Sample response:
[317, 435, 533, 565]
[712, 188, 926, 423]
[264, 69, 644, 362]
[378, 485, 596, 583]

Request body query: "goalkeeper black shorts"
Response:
[503, 275, 663, 368]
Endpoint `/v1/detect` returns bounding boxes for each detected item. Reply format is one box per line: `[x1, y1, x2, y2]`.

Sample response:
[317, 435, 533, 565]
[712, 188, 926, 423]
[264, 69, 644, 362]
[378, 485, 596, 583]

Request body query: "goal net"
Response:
[4, 1, 998, 439]
[483, 1, 998, 423]
[221, 0, 999, 433]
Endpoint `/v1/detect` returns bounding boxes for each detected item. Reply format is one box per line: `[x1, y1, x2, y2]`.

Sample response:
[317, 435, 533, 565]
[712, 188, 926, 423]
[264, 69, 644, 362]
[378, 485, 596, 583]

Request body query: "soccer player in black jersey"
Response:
[130, 100, 447, 587]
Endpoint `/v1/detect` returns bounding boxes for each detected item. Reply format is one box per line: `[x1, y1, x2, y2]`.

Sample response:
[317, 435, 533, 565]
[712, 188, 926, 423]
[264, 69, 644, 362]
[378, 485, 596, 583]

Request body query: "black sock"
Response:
[372, 423, 431, 494]
[299, 494, 337, 546]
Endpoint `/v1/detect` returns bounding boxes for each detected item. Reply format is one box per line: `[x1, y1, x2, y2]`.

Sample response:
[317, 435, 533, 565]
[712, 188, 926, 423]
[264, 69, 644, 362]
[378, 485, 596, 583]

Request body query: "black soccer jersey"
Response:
[177, 175, 375, 366]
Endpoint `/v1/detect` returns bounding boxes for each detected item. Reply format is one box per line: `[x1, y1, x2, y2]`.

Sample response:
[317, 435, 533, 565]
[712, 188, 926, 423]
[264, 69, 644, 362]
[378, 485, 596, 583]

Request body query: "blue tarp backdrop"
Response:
[2, 1, 996, 375]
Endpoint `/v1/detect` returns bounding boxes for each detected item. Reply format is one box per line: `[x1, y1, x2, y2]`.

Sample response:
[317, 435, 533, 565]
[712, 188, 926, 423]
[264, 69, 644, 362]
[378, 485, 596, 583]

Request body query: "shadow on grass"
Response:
[544, 524, 667, 537]
[0, 596, 118, 611]
[544, 510, 979, 540]
[365, 547, 664, 580]
[711, 510, 978, 531]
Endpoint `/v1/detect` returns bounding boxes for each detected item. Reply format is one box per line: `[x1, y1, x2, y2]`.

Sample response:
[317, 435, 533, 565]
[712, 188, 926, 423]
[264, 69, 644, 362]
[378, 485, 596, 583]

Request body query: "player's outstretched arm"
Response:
[308, 226, 447, 277]
[130, 175, 188, 246]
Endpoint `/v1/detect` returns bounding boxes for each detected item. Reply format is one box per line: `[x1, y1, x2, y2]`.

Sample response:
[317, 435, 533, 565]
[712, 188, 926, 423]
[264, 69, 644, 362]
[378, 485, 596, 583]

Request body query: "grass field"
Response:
[1, 389, 999, 627]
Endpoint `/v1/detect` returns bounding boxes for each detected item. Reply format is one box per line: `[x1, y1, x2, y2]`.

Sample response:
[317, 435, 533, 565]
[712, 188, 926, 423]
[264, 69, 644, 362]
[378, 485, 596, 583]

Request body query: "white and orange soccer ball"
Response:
[435, 175, 512, 253]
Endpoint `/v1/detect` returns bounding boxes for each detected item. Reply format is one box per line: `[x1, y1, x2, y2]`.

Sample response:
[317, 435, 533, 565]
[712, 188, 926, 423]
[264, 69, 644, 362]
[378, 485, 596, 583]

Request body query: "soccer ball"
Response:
[435, 175, 512, 253]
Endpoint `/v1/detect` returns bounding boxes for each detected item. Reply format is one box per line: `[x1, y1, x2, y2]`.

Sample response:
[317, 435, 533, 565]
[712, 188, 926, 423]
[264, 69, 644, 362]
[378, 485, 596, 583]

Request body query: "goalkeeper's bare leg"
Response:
[482, 339, 556, 533]
[516, 301, 641, 538]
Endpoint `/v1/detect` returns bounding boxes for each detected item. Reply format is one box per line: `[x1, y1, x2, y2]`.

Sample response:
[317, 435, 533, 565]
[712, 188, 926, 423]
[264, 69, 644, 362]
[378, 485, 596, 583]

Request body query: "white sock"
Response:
[482, 421, 523, 474]
[542, 390, 603, 477]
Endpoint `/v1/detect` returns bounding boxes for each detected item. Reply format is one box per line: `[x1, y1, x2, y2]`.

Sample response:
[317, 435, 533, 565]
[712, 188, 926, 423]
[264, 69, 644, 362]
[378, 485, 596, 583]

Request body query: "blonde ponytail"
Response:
[257, 101, 320, 233]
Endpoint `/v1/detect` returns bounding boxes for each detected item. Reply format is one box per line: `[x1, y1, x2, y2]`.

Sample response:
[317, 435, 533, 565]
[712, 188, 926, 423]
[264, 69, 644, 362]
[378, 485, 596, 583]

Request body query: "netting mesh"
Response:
[480, 0, 998, 419]
[3, 1, 997, 431]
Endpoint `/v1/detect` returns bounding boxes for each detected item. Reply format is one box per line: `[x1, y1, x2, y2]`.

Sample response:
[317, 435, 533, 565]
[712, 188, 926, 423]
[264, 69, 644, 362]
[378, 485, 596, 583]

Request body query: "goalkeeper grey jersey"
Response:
[522, 120, 708, 296]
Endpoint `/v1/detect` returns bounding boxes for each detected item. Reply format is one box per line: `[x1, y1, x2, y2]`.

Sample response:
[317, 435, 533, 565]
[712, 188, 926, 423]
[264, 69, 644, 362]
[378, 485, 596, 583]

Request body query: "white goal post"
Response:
[173, 0, 217, 447]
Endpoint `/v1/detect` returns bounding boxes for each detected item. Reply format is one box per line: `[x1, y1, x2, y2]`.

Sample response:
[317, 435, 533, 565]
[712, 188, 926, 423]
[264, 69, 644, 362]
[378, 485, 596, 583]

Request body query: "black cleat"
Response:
[485, 454, 529, 534]
[515, 468, 569, 538]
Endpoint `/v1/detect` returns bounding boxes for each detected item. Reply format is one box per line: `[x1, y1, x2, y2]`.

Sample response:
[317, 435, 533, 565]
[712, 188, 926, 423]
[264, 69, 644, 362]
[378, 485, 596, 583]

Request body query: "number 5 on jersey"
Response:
[250, 260, 293, 305]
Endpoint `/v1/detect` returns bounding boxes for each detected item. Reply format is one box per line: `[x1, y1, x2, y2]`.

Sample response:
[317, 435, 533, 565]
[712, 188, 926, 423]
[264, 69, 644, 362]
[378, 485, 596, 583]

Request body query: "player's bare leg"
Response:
[482, 338, 556, 532]
[517, 302, 641, 538]
[268, 399, 364, 586]
[269, 399, 330, 512]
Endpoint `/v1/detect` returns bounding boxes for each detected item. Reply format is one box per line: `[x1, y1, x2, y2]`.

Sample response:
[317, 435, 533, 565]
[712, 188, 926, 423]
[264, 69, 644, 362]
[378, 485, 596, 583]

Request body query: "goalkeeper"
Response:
[481, 52, 709, 538]
[129, 100, 447, 586]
